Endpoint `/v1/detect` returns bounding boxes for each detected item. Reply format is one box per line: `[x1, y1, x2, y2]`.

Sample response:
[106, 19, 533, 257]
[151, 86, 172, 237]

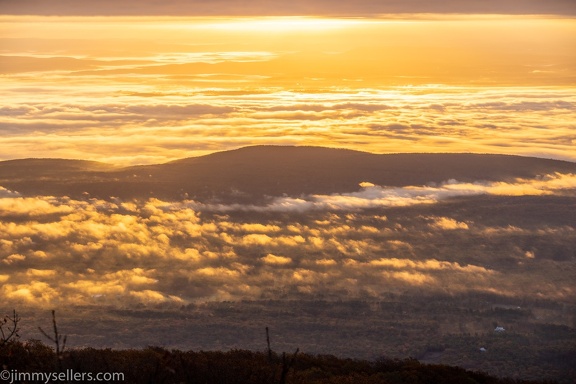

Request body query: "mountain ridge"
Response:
[1, 145, 575, 202]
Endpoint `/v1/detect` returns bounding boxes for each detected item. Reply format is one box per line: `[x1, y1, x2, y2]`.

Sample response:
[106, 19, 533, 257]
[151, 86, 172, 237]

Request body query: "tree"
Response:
[38, 310, 67, 372]
[0, 310, 20, 348]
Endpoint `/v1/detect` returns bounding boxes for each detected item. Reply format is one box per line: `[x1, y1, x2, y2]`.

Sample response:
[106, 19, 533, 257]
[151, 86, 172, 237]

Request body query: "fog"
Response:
[2, 174, 574, 306]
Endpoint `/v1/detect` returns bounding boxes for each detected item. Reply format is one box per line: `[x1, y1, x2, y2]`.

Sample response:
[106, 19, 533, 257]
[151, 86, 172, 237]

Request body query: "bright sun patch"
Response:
[195, 16, 365, 32]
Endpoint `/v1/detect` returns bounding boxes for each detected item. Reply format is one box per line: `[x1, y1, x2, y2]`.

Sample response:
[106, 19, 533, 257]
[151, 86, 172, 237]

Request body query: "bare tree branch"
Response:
[0, 310, 20, 347]
[38, 310, 67, 372]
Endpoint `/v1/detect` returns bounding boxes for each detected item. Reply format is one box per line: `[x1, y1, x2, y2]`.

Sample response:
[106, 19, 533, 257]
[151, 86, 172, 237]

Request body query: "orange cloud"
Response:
[261, 254, 292, 265]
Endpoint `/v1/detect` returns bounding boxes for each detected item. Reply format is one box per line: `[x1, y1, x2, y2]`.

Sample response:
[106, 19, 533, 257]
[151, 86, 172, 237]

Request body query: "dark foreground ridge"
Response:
[1, 340, 556, 384]
[1, 145, 575, 202]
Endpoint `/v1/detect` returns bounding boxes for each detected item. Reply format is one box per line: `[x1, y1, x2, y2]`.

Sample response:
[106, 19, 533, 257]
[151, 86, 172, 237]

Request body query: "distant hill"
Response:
[1, 146, 575, 202]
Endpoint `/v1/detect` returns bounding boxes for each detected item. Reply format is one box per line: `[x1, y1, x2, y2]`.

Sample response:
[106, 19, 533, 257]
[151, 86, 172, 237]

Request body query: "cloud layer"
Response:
[187, 173, 576, 212]
[2, 86, 575, 165]
[1, 16, 575, 165]
[1, 14, 574, 308]
[1, 174, 574, 307]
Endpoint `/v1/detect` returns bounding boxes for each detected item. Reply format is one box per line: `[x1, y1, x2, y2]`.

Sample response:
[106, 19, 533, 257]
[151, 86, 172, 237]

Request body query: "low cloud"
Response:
[369, 258, 491, 274]
[261, 254, 292, 265]
[2, 84, 575, 165]
[0, 196, 75, 216]
[0, 177, 574, 306]
[183, 173, 576, 213]
[428, 217, 469, 230]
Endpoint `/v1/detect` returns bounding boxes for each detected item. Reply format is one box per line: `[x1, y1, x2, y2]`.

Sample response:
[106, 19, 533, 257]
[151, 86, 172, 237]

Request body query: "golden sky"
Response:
[0, 15, 575, 164]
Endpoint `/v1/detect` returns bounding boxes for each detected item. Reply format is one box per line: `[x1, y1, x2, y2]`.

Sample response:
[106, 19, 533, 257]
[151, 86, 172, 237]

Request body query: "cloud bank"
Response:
[0, 173, 574, 306]
[1, 16, 575, 164]
[2, 87, 575, 165]
[187, 173, 576, 212]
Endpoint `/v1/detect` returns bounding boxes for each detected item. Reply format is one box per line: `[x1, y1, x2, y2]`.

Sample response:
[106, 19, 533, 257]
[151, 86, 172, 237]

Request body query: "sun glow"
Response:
[192, 16, 366, 31]
[0, 15, 575, 164]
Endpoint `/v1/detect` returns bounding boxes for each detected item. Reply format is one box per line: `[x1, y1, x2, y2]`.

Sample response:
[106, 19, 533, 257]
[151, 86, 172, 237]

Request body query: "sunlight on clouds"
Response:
[0, 197, 74, 216]
[238, 223, 282, 233]
[147, 51, 277, 64]
[191, 17, 365, 32]
[525, 251, 536, 259]
[129, 290, 175, 303]
[1, 16, 575, 164]
[429, 217, 469, 230]
[315, 259, 337, 266]
[370, 258, 492, 274]
[1, 86, 575, 164]
[1, 281, 59, 304]
[196, 267, 242, 278]
[25, 269, 57, 277]
[64, 280, 125, 296]
[0, 191, 573, 305]
[386, 271, 434, 286]
[182, 173, 576, 213]
[488, 173, 576, 195]
[0, 14, 575, 307]
[241, 234, 274, 246]
[262, 254, 292, 265]
[440, 173, 576, 197]
[2, 254, 26, 265]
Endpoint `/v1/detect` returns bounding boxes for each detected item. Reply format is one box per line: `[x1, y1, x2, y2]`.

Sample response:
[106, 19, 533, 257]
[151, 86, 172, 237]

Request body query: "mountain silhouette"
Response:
[1, 146, 575, 202]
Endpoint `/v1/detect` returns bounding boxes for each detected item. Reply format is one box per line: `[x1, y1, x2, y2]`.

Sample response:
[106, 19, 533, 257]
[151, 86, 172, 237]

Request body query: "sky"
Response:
[0, 2, 575, 165]
[2, 0, 576, 16]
